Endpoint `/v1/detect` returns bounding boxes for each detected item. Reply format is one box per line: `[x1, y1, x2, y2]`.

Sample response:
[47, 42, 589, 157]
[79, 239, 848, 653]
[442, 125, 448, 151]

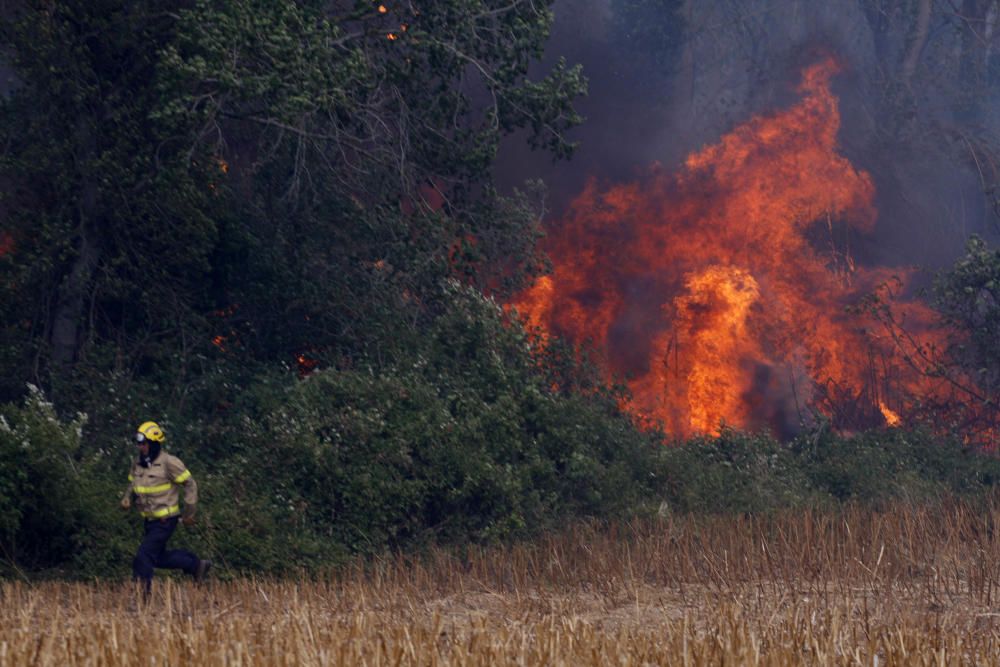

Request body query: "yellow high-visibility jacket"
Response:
[122, 452, 198, 520]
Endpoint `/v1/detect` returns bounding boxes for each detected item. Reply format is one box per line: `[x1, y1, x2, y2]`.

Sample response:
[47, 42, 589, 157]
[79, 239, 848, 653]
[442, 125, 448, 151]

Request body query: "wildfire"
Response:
[513, 57, 943, 437]
[673, 265, 761, 434]
[879, 401, 901, 427]
[207, 157, 228, 193]
[297, 353, 319, 377]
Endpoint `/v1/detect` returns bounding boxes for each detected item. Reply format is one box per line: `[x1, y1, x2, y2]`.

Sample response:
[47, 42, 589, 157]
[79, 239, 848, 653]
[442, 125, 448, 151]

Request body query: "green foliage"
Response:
[932, 235, 1000, 396]
[0, 0, 596, 579]
[147, 0, 586, 361]
[656, 429, 812, 514]
[4, 359, 1000, 578]
[0, 0, 226, 401]
[200, 283, 661, 571]
[798, 425, 1000, 503]
[0, 386, 84, 571]
[0, 386, 132, 576]
[656, 423, 1000, 516]
[0, 0, 586, 412]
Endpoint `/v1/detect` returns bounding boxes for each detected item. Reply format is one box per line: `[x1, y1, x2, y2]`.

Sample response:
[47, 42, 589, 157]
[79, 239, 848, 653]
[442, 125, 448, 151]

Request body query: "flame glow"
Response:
[513, 58, 941, 436]
[879, 401, 902, 427]
[297, 353, 319, 377]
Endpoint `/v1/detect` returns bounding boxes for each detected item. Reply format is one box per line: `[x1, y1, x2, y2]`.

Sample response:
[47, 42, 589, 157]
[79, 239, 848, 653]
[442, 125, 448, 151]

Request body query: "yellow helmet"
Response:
[135, 421, 165, 443]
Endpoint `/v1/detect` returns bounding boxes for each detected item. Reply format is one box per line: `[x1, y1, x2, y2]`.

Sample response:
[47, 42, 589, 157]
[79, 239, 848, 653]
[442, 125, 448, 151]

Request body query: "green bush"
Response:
[213, 283, 663, 570]
[655, 429, 814, 514]
[0, 283, 667, 578]
[0, 385, 134, 577]
[796, 425, 1000, 504]
[653, 422, 1000, 517]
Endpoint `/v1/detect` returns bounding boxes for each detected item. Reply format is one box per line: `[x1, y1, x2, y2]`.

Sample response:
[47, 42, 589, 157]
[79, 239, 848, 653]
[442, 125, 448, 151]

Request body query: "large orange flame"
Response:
[513, 58, 943, 436]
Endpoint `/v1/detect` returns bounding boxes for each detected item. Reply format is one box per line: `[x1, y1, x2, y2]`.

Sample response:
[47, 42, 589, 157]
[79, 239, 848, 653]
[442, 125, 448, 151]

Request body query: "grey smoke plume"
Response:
[498, 0, 1000, 271]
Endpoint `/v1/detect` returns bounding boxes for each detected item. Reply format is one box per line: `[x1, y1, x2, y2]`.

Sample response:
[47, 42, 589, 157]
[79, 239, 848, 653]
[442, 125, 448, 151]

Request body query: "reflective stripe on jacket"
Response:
[122, 451, 198, 519]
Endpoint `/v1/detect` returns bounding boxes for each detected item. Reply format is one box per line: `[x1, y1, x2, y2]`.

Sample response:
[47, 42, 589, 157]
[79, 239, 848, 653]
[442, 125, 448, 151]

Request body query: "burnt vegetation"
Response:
[1, 0, 1000, 583]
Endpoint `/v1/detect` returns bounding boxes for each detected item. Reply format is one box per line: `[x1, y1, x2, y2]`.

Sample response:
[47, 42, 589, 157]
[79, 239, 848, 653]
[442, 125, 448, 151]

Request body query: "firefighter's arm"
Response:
[120, 473, 134, 510]
[168, 457, 199, 522]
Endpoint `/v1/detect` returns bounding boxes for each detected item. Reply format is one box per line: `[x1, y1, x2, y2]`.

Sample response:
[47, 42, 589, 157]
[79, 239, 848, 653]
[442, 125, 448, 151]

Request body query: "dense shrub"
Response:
[207, 284, 663, 571]
[0, 386, 133, 577]
[655, 429, 814, 514]
[4, 288, 1000, 578]
[655, 422, 1000, 515]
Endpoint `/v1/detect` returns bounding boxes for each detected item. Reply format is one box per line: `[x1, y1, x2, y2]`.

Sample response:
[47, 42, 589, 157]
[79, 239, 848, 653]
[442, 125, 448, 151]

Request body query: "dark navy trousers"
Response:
[132, 516, 198, 591]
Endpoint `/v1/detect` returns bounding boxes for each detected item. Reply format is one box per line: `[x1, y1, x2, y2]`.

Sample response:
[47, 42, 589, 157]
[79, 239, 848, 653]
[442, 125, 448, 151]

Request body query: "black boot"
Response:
[194, 558, 213, 583]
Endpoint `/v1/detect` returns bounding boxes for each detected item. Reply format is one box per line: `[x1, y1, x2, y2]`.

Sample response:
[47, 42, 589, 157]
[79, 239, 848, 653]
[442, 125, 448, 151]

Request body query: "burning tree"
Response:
[861, 237, 1000, 446]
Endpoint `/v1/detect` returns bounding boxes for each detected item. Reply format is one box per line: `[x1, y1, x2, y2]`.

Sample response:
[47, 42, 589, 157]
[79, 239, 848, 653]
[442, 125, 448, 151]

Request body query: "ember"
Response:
[296, 353, 319, 377]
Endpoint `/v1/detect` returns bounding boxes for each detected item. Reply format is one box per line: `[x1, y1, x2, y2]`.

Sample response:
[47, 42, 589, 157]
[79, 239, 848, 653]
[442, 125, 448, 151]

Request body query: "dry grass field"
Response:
[4, 497, 1000, 665]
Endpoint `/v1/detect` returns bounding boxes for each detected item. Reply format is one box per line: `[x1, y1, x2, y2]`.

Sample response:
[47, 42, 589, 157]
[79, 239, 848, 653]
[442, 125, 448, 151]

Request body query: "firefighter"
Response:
[120, 421, 211, 592]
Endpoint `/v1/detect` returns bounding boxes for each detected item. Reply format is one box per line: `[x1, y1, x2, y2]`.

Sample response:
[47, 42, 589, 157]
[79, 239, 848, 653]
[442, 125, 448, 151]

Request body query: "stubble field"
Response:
[3, 497, 1000, 665]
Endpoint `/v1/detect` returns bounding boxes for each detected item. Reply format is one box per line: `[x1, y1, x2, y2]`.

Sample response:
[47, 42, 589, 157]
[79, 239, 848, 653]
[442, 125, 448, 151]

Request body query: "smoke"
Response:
[495, 0, 683, 208]
[497, 0, 1000, 271]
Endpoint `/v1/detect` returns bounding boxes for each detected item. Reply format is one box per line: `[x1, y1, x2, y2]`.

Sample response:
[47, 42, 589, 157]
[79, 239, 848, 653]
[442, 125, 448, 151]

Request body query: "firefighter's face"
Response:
[135, 433, 150, 456]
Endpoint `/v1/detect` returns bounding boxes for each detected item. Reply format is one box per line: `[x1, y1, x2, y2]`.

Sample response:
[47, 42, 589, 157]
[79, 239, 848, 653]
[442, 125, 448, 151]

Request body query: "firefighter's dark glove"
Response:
[181, 511, 197, 527]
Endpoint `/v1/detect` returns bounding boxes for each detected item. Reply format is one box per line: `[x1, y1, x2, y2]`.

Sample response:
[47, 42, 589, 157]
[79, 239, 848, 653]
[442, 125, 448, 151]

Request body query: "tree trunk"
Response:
[50, 144, 101, 368]
[901, 0, 933, 87]
[958, 0, 991, 121]
[50, 227, 100, 366]
[861, 1, 892, 64]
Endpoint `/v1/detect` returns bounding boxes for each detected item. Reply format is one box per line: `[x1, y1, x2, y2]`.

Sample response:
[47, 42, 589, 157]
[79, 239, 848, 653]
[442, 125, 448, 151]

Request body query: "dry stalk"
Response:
[2, 497, 1000, 664]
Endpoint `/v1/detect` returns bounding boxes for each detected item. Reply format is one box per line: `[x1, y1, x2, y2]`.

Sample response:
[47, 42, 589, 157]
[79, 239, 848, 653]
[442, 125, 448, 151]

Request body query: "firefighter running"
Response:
[120, 421, 211, 592]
